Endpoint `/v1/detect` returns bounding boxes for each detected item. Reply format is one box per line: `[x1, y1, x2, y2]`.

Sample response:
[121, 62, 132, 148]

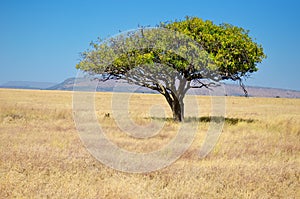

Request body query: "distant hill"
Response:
[1, 78, 299, 98]
[46, 77, 300, 98]
[46, 77, 156, 93]
[46, 78, 75, 91]
[0, 81, 57, 90]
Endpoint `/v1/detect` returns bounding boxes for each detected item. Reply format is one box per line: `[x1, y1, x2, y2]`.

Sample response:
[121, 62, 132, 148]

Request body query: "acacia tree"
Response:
[76, 17, 266, 122]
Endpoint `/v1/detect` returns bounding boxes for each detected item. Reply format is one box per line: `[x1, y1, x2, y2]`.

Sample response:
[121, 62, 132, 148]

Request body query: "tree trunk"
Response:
[171, 97, 184, 122]
[162, 89, 186, 122]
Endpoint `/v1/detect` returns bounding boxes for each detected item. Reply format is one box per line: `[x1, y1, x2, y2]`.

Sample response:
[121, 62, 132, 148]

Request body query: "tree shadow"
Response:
[149, 116, 256, 125]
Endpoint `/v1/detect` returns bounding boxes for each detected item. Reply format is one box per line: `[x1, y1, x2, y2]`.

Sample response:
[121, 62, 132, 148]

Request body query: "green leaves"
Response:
[76, 17, 266, 83]
[164, 17, 266, 79]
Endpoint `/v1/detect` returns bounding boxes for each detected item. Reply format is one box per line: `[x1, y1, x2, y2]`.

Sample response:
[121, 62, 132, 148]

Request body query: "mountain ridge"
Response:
[0, 81, 57, 90]
[1, 78, 300, 98]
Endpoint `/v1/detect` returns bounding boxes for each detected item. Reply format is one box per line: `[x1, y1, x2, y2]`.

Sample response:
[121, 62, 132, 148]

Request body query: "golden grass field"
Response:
[0, 88, 299, 198]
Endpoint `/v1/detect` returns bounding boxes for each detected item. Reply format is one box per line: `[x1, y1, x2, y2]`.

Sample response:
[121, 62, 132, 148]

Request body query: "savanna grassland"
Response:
[0, 89, 299, 198]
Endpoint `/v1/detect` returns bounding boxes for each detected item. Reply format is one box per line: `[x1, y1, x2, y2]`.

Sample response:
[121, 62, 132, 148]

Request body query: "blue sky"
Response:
[0, 0, 299, 90]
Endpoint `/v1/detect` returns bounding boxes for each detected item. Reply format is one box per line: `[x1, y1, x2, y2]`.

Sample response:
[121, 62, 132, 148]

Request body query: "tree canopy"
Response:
[76, 17, 266, 121]
[164, 17, 266, 81]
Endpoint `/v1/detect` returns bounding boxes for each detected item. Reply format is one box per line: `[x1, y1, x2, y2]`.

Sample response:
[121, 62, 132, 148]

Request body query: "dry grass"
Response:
[0, 88, 299, 198]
